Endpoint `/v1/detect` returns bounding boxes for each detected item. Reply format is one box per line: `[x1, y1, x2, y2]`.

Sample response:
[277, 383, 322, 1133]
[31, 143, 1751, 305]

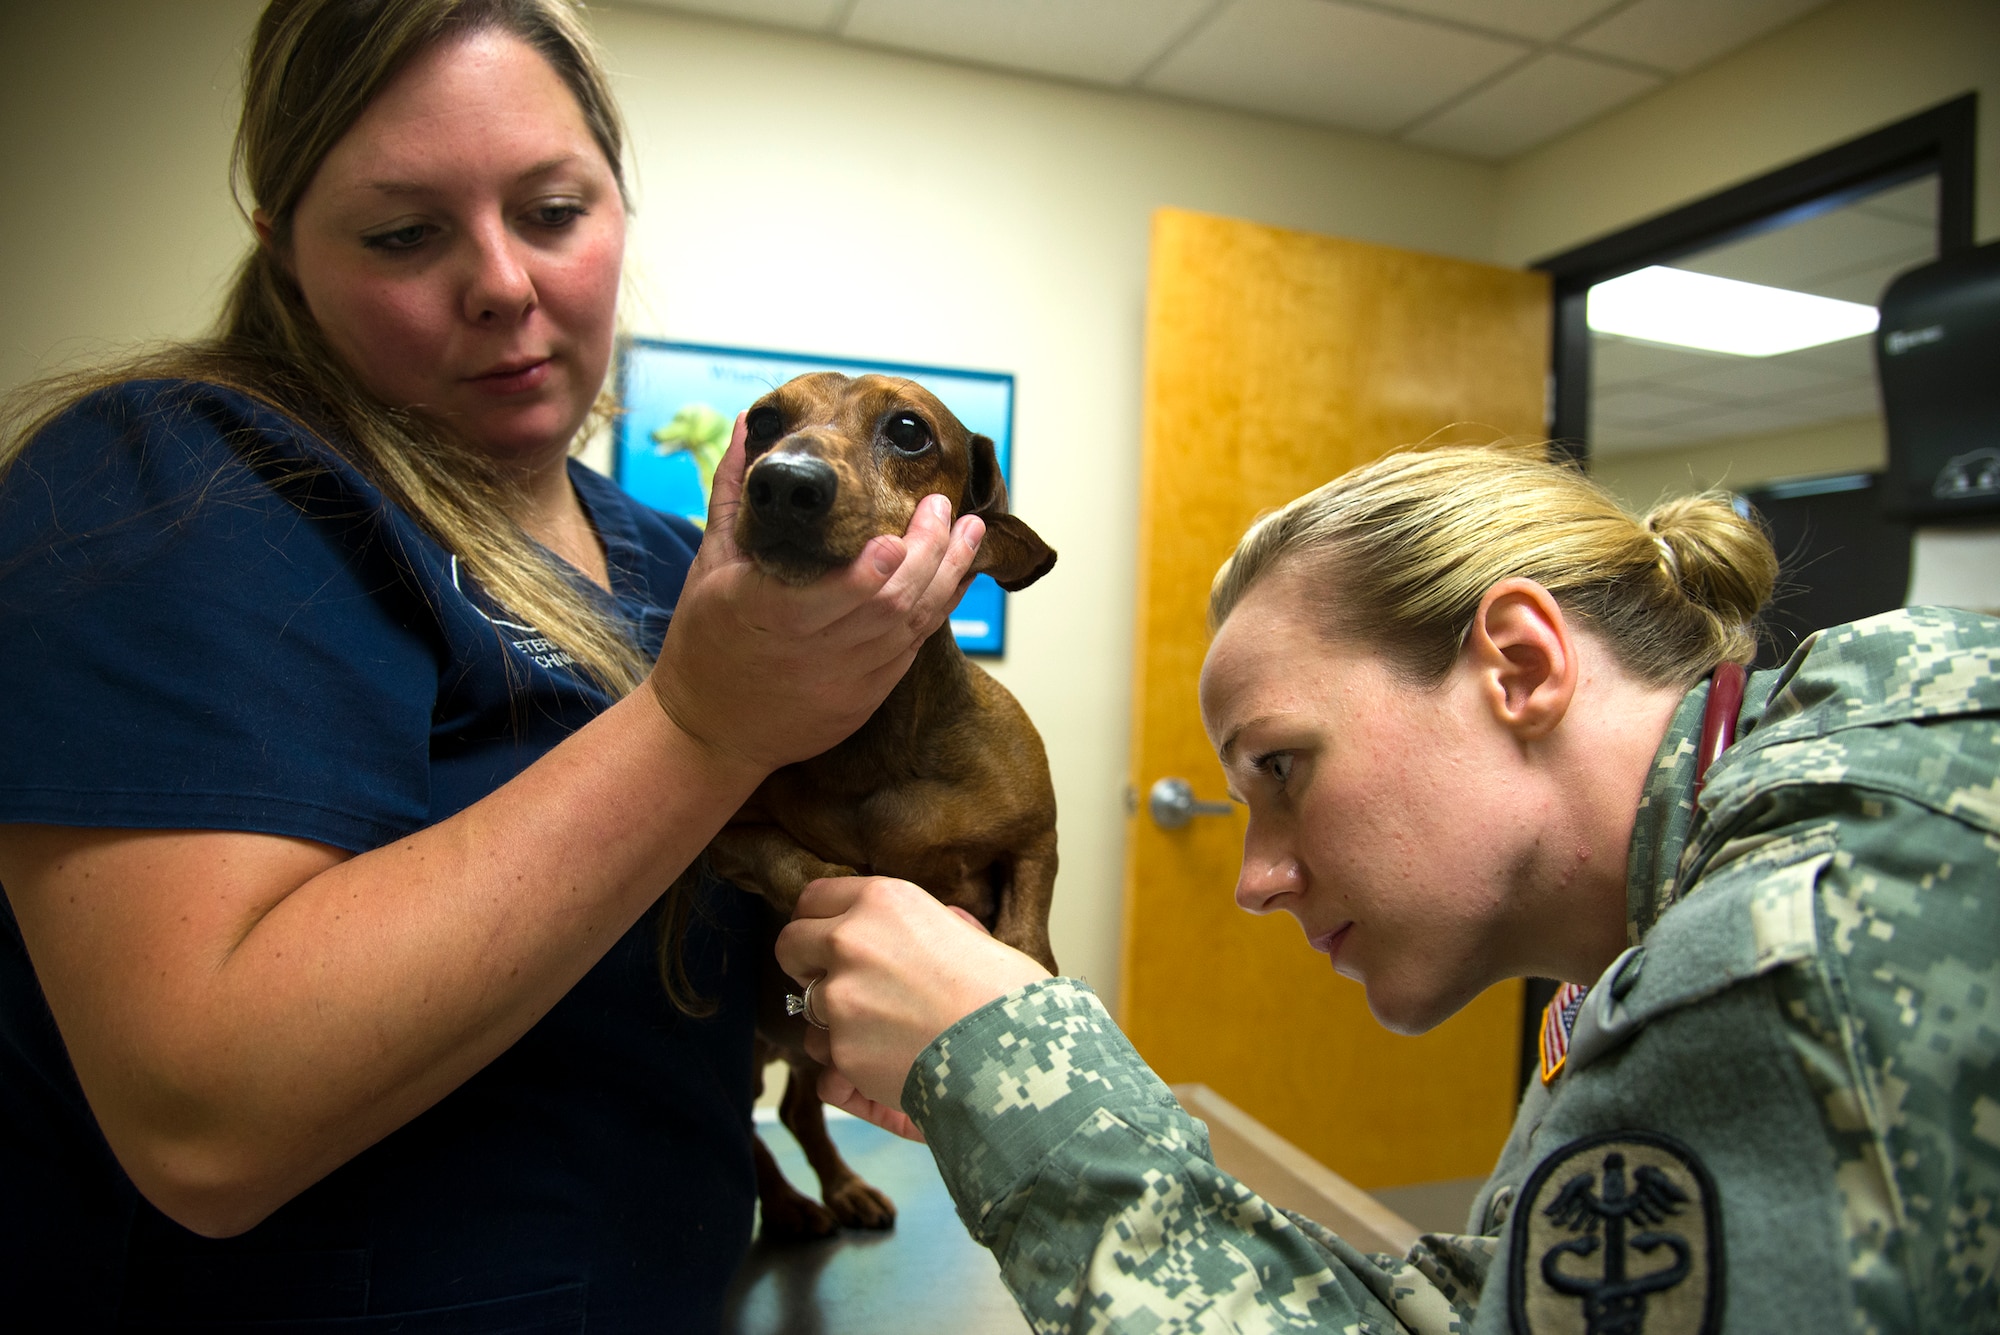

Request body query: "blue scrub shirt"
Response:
[0, 380, 758, 1331]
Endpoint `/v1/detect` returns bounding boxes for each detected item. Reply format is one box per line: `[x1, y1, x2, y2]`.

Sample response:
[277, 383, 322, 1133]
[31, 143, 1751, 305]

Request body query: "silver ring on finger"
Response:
[785, 975, 830, 1030]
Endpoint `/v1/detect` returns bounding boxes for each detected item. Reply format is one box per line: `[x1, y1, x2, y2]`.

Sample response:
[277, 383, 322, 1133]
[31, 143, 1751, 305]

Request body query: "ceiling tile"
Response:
[1779, 334, 1875, 380]
[1568, 0, 1833, 74]
[1675, 205, 1936, 295]
[1778, 379, 1881, 419]
[1594, 384, 1734, 428]
[1592, 333, 1736, 390]
[1402, 49, 1659, 159]
[1592, 422, 1696, 455]
[1656, 400, 1831, 444]
[841, 0, 1216, 85]
[1853, 176, 1939, 228]
[1663, 356, 1846, 402]
[624, 0, 847, 33]
[1810, 247, 1938, 306]
[1142, 0, 1528, 135]
[1366, 0, 1620, 42]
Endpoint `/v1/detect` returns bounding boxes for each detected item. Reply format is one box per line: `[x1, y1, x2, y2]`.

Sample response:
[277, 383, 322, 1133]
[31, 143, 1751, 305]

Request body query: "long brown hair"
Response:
[2, 0, 647, 694]
[1211, 442, 1778, 689]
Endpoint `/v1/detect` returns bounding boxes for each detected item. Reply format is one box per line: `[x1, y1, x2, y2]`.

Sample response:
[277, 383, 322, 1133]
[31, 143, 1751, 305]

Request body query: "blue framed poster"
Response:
[613, 338, 1017, 656]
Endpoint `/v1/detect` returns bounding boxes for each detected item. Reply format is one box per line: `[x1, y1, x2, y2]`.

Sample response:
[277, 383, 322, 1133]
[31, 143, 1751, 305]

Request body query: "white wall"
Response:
[0, 0, 262, 392]
[591, 5, 1501, 1002]
[1, 0, 1499, 1006]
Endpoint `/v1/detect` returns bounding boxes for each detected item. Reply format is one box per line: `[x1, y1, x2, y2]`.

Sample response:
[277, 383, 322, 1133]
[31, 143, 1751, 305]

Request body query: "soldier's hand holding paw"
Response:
[776, 875, 1051, 1140]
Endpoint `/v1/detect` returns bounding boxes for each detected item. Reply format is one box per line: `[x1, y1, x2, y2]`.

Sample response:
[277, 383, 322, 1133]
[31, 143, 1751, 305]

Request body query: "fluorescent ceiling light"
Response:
[1586, 265, 1879, 357]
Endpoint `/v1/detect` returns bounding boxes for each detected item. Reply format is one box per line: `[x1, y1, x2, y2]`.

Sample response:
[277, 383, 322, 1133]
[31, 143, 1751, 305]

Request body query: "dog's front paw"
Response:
[824, 1176, 897, 1230]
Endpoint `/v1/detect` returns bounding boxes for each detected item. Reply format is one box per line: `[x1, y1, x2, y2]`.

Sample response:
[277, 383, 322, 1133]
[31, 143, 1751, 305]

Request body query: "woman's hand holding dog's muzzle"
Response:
[776, 874, 1052, 1142]
[648, 413, 985, 781]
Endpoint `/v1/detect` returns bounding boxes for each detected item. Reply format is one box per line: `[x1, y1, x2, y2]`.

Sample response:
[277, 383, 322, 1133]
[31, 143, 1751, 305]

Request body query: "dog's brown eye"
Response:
[746, 406, 785, 447]
[882, 413, 932, 456]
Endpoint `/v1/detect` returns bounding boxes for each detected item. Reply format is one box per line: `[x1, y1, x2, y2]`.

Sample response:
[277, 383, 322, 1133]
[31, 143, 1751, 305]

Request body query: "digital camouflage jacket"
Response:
[906, 607, 2000, 1335]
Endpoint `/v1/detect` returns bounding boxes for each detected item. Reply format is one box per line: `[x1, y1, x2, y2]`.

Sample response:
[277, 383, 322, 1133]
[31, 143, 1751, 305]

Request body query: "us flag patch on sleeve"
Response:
[1507, 1130, 1723, 1335]
[1539, 981, 1589, 1085]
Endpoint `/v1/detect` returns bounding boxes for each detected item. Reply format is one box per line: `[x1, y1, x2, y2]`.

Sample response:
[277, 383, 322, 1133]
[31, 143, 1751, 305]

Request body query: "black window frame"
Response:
[1532, 93, 1977, 466]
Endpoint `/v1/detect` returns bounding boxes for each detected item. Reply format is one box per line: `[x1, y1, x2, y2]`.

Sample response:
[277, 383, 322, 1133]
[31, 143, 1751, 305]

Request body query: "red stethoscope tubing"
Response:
[1693, 661, 1748, 798]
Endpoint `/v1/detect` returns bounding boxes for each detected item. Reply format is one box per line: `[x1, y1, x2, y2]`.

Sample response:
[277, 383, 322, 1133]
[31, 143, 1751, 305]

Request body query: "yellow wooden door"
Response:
[1123, 207, 1550, 1191]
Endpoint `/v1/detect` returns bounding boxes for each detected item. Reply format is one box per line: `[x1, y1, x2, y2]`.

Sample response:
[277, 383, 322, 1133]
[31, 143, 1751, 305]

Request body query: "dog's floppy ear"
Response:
[961, 433, 1056, 592]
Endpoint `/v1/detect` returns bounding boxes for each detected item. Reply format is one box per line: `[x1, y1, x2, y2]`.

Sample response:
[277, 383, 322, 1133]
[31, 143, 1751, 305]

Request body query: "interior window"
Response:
[1582, 174, 1939, 663]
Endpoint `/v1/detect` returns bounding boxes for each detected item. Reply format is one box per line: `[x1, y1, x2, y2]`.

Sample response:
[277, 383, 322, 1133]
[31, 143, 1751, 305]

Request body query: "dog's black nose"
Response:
[745, 454, 837, 527]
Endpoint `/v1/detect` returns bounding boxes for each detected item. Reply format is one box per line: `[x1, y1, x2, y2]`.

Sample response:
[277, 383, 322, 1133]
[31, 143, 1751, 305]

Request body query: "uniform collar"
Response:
[1623, 681, 1709, 947]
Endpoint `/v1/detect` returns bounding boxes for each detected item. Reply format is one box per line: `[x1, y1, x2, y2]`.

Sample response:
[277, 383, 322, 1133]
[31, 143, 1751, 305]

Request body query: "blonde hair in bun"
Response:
[1210, 441, 1778, 689]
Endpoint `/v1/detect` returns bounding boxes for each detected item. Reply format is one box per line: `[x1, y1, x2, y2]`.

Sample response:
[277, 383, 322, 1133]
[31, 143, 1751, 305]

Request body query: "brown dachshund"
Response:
[681, 371, 1059, 1240]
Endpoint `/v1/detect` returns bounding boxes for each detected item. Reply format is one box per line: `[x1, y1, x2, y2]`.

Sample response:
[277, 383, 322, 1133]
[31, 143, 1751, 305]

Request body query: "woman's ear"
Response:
[252, 209, 291, 275]
[1465, 578, 1576, 741]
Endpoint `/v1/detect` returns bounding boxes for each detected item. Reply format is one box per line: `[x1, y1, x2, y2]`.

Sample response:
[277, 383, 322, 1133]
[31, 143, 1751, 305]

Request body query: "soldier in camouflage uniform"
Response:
[780, 446, 2000, 1335]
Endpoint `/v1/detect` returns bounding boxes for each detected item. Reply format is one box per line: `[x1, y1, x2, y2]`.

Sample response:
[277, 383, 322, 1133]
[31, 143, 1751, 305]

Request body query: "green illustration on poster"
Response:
[614, 338, 1017, 656]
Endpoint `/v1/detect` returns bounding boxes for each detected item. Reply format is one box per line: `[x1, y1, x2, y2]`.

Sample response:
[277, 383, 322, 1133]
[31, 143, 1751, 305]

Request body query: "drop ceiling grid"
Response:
[616, 0, 1894, 460]
[1594, 335, 1887, 455]
[1143, 0, 1531, 135]
[622, 0, 1840, 161]
[1592, 181, 1933, 456]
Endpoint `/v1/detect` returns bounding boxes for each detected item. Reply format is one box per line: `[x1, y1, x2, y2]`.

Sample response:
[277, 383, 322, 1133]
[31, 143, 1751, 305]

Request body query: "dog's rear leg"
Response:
[781, 1059, 895, 1230]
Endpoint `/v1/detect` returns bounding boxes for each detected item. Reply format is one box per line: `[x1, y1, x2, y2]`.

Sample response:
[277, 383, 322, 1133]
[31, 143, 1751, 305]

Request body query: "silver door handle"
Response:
[1148, 777, 1234, 830]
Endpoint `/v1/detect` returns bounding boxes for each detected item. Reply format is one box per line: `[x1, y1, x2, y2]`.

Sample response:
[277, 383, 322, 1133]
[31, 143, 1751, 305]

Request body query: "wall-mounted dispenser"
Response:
[1877, 238, 2000, 520]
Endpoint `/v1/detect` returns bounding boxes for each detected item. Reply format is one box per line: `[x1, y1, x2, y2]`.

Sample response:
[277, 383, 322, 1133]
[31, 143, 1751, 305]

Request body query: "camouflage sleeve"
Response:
[1766, 791, 2000, 1333]
[904, 978, 1475, 1334]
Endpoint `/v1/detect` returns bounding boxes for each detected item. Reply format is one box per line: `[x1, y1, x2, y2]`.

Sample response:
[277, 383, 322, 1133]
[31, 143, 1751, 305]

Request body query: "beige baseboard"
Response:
[1170, 1083, 1421, 1257]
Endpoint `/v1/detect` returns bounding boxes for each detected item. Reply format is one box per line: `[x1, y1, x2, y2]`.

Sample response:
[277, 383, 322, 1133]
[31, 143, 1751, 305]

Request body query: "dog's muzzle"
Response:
[741, 452, 842, 578]
[745, 453, 836, 532]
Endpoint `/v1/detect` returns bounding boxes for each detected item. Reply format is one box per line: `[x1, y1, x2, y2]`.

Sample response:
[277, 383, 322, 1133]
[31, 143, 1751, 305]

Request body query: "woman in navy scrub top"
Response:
[0, 2, 984, 1328]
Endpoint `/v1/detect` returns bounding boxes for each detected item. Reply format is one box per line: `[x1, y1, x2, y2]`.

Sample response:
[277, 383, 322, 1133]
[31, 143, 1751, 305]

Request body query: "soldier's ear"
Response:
[1467, 579, 1574, 740]
[961, 434, 1055, 592]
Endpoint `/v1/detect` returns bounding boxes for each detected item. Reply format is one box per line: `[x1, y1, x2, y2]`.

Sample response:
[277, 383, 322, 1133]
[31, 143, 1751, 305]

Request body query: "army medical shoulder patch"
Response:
[1507, 1130, 1722, 1335]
